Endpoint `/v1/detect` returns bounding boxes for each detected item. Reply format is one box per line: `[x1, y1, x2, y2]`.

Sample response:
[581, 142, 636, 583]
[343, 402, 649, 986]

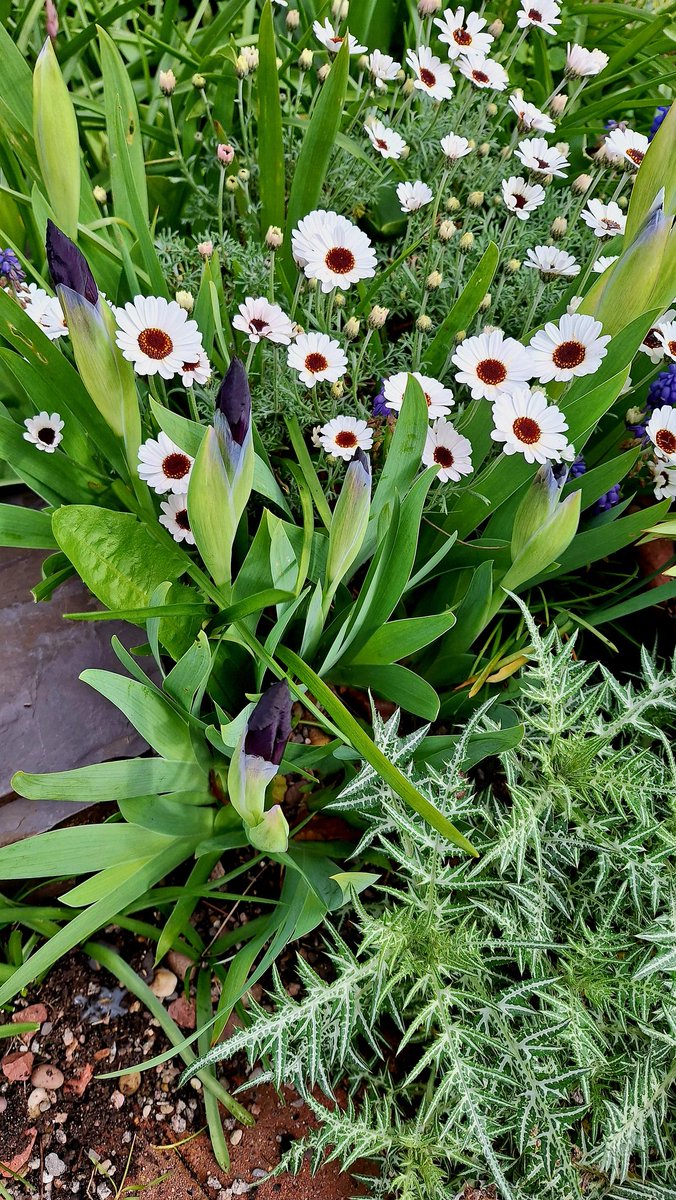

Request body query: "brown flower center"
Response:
[325, 246, 356, 275]
[603, 219, 621, 231]
[330, 36, 343, 44]
[162, 452, 191, 480]
[528, 8, 542, 20]
[626, 148, 644, 166]
[182, 360, 200, 372]
[375, 138, 388, 150]
[476, 358, 508, 386]
[305, 352, 329, 373]
[552, 340, 586, 370]
[420, 67, 436, 87]
[138, 327, 173, 360]
[175, 508, 191, 531]
[335, 431, 358, 449]
[38, 426, 56, 444]
[643, 330, 661, 350]
[473, 69, 489, 84]
[423, 392, 432, 407]
[453, 28, 472, 45]
[513, 192, 527, 208]
[655, 429, 676, 455]
[668, 341, 676, 357]
[434, 446, 454, 468]
[249, 317, 268, 333]
[536, 157, 549, 169]
[513, 416, 541, 445]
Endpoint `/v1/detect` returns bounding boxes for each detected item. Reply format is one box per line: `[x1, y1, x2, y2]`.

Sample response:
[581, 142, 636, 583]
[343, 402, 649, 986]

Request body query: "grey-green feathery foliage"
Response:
[190, 609, 676, 1199]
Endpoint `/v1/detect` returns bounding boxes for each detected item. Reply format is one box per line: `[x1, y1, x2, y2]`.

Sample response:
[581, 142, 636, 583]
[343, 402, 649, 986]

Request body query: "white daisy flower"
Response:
[452, 328, 533, 401]
[179, 349, 212, 388]
[423, 417, 473, 482]
[458, 54, 508, 91]
[115, 295, 205, 380]
[365, 119, 408, 160]
[291, 209, 337, 268]
[515, 136, 569, 178]
[508, 95, 555, 134]
[383, 371, 454, 419]
[524, 246, 580, 279]
[440, 132, 473, 161]
[288, 331, 348, 388]
[646, 406, 676, 463]
[593, 255, 619, 274]
[529, 313, 611, 384]
[516, 0, 561, 36]
[649, 458, 676, 501]
[434, 7, 493, 60]
[659, 320, 676, 362]
[24, 284, 68, 341]
[501, 176, 546, 221]
[405, 46, 455, 101]
[598, 134, 626, 167]
[491, 386, 569, 464]
[638, 312, 675, 363]
[312, 19, 366, 55]
[137, 431, 194, 494]
[567, 296, 584, 315]
[23, 411, 64, 453]
[605, 127, 649, 170]
[368, 50, 401, 90]
[295, 212, 377, 293]
[565, 43, 609, 78]
[580, 198, 626, 238]
[318, 415, 373, 461]
[232, 297, 295, 345]
[159, 494, 195, 545]
[396, 181, 434, 213]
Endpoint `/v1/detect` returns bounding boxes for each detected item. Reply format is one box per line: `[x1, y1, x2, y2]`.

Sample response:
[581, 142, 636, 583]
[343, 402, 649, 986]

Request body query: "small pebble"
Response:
[27, 1087, 50, 1117]
[110, 1091, 125, 1109]
[230, 1129, 243, 1146]
[119, 1071, 141, 1096]
[31, 1064, 64, 1090]
[45, 1153, 67, 1178]
[149, 968, 177, 999]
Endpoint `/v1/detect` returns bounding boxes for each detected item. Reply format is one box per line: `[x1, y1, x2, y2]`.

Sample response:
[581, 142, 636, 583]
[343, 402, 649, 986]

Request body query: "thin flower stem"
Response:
[217, 167, 226, 243]
[521, 278, 545, 338]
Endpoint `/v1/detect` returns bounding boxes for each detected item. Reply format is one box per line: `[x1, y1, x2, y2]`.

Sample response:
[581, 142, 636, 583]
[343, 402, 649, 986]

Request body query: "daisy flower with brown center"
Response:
[580, 199, 626, 238]
[23, 411, 64, 453]
[646, 406, 676, 463]
[312, 19, 366, 55]
[508, 95, 555, 134]
[365, 119, 408, 160]
[232, 297, 295, 345]
[137, 431, 194, 494]
[452, 328, 534, 401]
[159, 494, 195, 544]
[491, 386, 570, 464]
[434, 7, 493, 60]
[605, 127, 649, 170]
[516, 0, 561, 36]
[287, 332, 348, 388]
[501, 176, 546, 220]
[115, 295, 205, 380]
[423, 417, 473, 482]
[458, 54, 508, 91]
[383, 371, 455, 419]
[293, 212, 376, 293]
[318, 416, 373, 461]
[529, 313, 610, 384]
[405, 46, 455, 101]
[515, 136, 569, 179]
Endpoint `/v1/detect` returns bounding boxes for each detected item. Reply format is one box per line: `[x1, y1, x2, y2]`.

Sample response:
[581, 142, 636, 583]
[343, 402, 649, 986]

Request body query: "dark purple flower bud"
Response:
[215, 356, 251, 447]
[46, 220, 98, 305]
[372, 385, 393, 418]
[244, 680, 292, 766]
[353, 447, 371, 478]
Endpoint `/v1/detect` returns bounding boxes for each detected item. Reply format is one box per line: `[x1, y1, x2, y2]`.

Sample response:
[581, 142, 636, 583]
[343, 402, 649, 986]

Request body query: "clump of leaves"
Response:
[186, 606, 676, 1199]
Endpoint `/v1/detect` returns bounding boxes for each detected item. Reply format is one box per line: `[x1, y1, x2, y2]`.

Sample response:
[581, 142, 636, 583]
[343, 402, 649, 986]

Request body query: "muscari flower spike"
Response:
[0, 248, 25, 287]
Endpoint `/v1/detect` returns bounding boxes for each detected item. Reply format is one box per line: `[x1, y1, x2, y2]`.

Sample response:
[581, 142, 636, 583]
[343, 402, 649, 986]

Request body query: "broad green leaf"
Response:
[434, 560, 494, 659]
[423, 242, 499, 374]
[2, 349, 91, 464]
[12, 758, 205, 802]
[351, 610, 457, 666]
[330, 663, 440, 721]
[625, 72, 676, 244]
[0, 503, 56, 550]
[118, 795, 215, 839]
[563, 447, 640, 510]
[81, 670, 198, 761]
[0, 414, 103, 507]
[257, 2, 285, 234]
[0, 824, 173, 880]
[61, 858, 155, 908]
[163, 632, 212, 711]
[413, 724, 525, 770]
[98, 26, 149, 229]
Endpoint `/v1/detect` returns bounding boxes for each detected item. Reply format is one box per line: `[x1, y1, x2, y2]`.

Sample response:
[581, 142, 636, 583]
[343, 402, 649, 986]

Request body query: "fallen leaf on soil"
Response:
[1, 1050, 34, 1082]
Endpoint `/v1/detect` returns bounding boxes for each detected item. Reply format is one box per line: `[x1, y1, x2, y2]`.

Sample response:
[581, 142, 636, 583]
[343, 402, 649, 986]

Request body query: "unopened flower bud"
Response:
[486, 102, 498, 117]
[426, 270, 442, 290]
[299, 48, 313, 71]
[332, 0, 348, 17]
[416, 313, 433, 333]
[317, 64, 331, 84]
[396, 69, 406, 82]
[551, 216, 567, 239]
[265, 225, 283, 250]
[572, 173, 592, 194]
[477, 143, 490, 157]
[358, 55, 369, 72]
[344, 316, 361, 339]
[418, 0, 441, 12]
[454, 329, 467, 343]
[242, 46, 259, 71]
[400, 145, 410, 160]
[225, 175, 239, 192]
[175, 289, 194, 312]
[507, 258, 521, 273]
[368, 304, 389, 328]
[192, 73, 206, 88]
[467, 138, 476, 150]
[458, 232, 475, 251]
[332, 379, 345, 398]
[159, 69, 176, 95]
[197, 240, 213, 257]
[402, 78, 415, 96]
[487, 17, 503, 36]
[217, 143, 235, 164]
[479, 293, 491, 311]
[550, 93, 567, 116]
[93, 185, 107, 204]
[626, 406, 644, 425]
[500, 145, 512, 159]
[235, 55, 249, 77]
[334, 293, 346, 309]
[555, 141, 569, 156]
[619, 195, 629, 209]
[438, 219, 457, 241]
[468, 191, 484, 208]
[238, 168, 250, 182]
[446, 196, 460, 212]
[311, 425, 322, 448]
[286, 8, 300, 28]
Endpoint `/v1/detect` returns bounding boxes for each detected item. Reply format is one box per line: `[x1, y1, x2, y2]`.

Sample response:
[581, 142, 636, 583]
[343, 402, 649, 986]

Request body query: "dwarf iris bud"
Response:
[228, 681, 293, 852]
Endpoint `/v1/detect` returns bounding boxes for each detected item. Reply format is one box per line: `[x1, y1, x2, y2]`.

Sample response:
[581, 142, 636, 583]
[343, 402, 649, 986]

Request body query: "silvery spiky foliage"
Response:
[193, 612, 676, 1199]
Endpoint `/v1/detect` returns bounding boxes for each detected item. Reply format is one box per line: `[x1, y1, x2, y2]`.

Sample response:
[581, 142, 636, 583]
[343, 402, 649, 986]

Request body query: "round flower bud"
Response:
[159, 69, 176, 95]
[197, 240, 214, 257]
[468, 191, 484, 208]
[487, 17, 503, 36]
[619, 195, 629, 209]
[477, 143, 490, 157]
[331, 379, 345, 398]
[93, 185, 107, 204]
[235, 55, 249, 78]
[416, 313, 433, 333]
[438, 219, 457, 241]
[625, 406, 644, 425]
[225, 175, 239, 192]
[194, 131, 203, 143]
[192, 73, 206, 88]
[217, 143, 235, 164]
[299, 48, 313, 71]
[445, 196, 461, 212]
[500, 145, 512, 159]
[332, 0, 349, 17]
[555, 141, 570, 156]
[506, 258, 521, 273]
[479, 293, 491, 311]
[400, 145, 410, 160]
[550, 216, 567, 239]
[237, 168, 250, 182]
[550, 93, 567, 117]
[286, 9, 300, 29]
[486, 102, 498, 117]
[334, 293, 346, 309]
[368, 305, 389, 328]
[175, 290, 194, 312]
[317, 64, 331, 84]
[358, 55, 369, 72]
[572, 173, 592, 194]
[454, 329, 467, 343]
[426, 270, 443, 290]
[418, 0, 441, 11]
[265, 225, 283, 249]
[344, 316, 361, 340]
[458, 232, 475, 251]
[242, 46, 259, 71]
[402, 78, 415, 96]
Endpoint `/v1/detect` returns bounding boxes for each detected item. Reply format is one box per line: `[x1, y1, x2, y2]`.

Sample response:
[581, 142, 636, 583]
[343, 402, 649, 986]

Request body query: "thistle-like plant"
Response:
[186, 608, 676, 1199]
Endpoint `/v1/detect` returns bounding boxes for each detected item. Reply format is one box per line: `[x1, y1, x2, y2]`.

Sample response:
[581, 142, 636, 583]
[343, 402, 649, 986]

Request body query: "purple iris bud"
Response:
[593, 484, 621, 515]
[244, 680, 293, 767]
[0, 248, 24, 286]
[372, 385, 393, 418]
[46, 220, 98, 305]
[215, 356, 251, 448]
[649, 105, 670, 141]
